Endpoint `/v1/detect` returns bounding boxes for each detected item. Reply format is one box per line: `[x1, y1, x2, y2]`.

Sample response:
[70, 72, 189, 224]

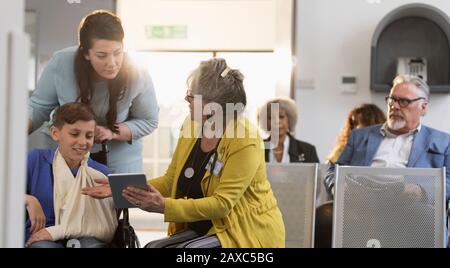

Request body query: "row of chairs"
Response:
[266, 163, 447, 248]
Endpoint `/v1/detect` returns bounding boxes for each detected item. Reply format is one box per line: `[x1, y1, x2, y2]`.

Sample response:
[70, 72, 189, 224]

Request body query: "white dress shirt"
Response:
[371, 123, 421, 168]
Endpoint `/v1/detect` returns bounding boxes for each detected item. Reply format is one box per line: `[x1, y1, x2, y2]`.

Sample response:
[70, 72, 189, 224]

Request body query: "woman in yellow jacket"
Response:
[83, 58, 285, 248]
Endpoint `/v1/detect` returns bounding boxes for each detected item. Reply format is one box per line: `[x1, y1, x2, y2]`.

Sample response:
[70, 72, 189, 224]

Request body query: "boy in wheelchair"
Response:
[25, 102, 117, 248]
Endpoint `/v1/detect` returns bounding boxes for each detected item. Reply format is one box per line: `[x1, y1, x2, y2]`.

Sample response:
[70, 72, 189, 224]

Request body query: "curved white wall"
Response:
[295, 0, 450, 162]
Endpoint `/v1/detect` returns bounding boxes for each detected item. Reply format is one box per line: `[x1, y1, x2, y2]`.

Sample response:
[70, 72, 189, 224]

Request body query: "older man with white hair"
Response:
[325, 74, 450, 200]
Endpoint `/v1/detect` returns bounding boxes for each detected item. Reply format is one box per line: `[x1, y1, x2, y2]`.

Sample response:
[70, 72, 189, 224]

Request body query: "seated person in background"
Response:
[259, 97, 319, 163]
[327, 103, 386, 164]
[25, 102, 117, 248]
[324, 74, 450, 199]
[82, 58, 285, 248]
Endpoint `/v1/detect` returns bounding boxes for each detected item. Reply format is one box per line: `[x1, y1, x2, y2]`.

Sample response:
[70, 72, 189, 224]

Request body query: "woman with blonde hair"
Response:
[315, 104, 386, 247]
[327, 103, 386, 163]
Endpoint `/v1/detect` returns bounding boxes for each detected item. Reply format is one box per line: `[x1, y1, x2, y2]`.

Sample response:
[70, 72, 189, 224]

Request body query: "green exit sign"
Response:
[145, 25, 187, 39]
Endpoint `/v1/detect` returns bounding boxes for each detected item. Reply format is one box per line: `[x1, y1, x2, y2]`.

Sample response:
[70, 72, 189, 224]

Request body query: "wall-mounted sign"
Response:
[145, 25, 187, 39]
[118, 0, 275, 51]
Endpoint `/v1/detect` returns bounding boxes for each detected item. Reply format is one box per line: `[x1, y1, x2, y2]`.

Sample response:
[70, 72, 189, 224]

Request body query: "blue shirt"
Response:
[25, 149, 110, 241]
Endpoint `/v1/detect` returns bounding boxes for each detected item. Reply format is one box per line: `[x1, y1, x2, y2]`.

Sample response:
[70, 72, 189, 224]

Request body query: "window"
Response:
[216, 52, 277, 124]
[130, 52, 212, 178]
[130, 51, 277, 179]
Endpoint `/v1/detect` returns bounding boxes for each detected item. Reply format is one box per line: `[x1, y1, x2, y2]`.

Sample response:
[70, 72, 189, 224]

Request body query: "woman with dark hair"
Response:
[28, 10, 159, 173]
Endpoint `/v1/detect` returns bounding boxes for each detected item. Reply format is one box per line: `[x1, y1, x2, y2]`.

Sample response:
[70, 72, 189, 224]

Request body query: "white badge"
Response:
[206, 156, 223, 176]
[184, 167, 195, 178]
[212, 160, 223, 176]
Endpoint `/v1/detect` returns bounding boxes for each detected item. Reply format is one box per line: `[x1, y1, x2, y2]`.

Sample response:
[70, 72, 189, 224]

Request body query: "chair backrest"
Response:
[266, 163, 317, 248]
[333, 165, 446, 248]
[314, 164, 334, 248]
[316, 163, 332, 207]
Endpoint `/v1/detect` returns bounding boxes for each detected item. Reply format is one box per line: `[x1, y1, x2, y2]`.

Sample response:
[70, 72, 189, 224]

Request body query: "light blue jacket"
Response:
[28, 47, 159, 173]
[325, 124, 450, 199]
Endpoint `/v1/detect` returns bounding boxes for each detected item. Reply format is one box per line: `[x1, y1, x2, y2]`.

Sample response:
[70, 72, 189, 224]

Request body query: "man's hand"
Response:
[404, 183, 427, 202]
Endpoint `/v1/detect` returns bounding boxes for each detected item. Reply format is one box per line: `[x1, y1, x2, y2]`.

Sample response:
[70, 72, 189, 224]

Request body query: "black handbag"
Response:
[90, 142, 140, 248]
[90, 142, 109, 165]
[110, 209, 140, 248]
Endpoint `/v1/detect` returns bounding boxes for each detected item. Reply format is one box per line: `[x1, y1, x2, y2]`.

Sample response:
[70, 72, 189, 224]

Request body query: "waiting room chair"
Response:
[316, 163, 332, 207]
[333, 165, 446, 248]
[266, 163, 317, 248]
[314, 163, 334, 248]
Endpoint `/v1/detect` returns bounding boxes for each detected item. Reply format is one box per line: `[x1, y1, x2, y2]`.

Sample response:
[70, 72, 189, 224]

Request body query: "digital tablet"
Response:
[108, 173, 148, 208]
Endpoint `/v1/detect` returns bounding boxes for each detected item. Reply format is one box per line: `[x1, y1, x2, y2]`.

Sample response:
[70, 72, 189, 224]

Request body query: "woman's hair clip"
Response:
[221, 67, 231, 78]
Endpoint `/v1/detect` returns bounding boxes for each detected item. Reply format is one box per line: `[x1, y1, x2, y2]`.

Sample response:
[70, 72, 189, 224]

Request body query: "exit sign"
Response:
[145, 25, 187, 39]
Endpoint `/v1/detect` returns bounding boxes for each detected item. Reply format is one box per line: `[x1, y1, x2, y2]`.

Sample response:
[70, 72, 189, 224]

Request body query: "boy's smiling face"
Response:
[51, 120, 96, 168]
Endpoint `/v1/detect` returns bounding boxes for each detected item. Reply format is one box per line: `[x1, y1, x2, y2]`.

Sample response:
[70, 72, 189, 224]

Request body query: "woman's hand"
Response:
[95, 126, 115, 143]
[122, 184, 165, 213]
[25, 195, 46, 234]
[81, 179, 112, 199]
[25, 228, 53, 247]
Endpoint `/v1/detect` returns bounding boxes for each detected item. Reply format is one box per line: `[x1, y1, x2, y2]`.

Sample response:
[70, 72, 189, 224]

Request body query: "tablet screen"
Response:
[108, 173, 148, 208]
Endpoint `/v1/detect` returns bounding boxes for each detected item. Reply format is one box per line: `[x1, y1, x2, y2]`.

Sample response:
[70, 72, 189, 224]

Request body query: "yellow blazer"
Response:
[148, 117, 285, 248]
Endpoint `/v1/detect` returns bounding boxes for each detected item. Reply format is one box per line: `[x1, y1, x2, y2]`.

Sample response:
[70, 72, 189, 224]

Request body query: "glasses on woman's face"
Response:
[385, 96, 425, 108]
[185, 90, 195, 102]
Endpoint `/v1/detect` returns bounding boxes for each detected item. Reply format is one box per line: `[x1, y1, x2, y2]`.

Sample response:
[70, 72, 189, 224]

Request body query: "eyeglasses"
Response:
[385, 96, 426, 108]
[185, 90, 195, 102]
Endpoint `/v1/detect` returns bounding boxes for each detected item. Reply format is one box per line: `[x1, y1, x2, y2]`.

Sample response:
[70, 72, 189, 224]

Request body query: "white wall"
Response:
[25, 0, 115, 75]
[295, 0, 450, 162]
[117, 0, 275, 51]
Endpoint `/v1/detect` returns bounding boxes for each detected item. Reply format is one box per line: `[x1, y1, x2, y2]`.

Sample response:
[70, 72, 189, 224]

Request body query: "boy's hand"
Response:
[25, 229, 52, 247]
[25, 195, 46, 234]
[81, 179, 112, 199]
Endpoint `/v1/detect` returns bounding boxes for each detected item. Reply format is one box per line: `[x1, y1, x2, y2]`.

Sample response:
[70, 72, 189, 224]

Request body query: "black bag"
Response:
[110, 209, 140, 248]
[90, 142, 109, 165]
